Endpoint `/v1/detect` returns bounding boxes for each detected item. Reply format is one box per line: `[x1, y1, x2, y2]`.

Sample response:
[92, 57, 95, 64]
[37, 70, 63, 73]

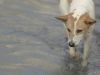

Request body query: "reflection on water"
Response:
[0, 0, 100, 75]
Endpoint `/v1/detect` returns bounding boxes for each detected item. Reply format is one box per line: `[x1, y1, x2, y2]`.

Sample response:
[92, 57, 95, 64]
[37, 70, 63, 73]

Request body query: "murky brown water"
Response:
[0, 0, 100, 75]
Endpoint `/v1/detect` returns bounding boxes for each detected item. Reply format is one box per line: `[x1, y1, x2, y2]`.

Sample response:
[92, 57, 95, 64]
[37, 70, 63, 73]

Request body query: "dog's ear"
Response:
[84, 17, 96, 26]
[55, 15, 68, 23]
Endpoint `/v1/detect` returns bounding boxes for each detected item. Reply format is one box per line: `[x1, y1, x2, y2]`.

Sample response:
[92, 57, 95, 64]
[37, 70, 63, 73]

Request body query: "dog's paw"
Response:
[72, 54, 80, 62]
[81, 59, 87, 67]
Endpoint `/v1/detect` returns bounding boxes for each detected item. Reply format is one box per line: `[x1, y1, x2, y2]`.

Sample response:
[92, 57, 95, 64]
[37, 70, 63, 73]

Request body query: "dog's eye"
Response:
[77, 30, 82, 33]
[67, 28, 70, 32]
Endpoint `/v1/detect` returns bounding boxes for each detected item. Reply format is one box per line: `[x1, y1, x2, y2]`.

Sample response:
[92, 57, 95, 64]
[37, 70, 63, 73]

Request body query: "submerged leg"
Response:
[81, 34, 91, 67]
[69, 46, 80, 62]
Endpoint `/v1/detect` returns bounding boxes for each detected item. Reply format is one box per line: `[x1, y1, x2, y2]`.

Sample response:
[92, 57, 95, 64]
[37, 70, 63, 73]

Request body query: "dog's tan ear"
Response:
[55, 15, 68, 23]
[84, 17, 96, 26]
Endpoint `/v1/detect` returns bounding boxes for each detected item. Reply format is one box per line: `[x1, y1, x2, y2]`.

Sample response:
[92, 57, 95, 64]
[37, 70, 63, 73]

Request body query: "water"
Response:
[0, 0, 100, 75]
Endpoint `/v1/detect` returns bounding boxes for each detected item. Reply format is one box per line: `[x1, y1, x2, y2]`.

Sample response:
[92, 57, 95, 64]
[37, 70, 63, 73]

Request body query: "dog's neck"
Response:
[69, 0, 95, 19]
[70, 6, 89, 17]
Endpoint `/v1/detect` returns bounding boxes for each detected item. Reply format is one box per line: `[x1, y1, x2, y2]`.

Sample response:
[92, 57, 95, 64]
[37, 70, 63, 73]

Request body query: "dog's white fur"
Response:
[59, 0, 96, 67]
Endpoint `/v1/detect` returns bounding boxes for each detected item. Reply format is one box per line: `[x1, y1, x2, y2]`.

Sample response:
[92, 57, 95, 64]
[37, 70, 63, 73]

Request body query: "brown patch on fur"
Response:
[65, 13, 77, 38]
[55, 12, 77, 38]
[59, 0, 60, 4]
[55, 15, 68, 23]
[67, 0, 72, 6]
[76, 13, 96, 35]
[56, 12, 96, 39]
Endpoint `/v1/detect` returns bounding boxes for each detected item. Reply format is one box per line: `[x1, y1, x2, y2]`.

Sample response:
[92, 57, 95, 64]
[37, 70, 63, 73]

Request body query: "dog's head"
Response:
[55, 12, 96, 47]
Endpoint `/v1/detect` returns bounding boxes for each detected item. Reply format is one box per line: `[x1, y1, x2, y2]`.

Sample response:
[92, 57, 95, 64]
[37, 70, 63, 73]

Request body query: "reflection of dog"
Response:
[55, 0, 96, 67]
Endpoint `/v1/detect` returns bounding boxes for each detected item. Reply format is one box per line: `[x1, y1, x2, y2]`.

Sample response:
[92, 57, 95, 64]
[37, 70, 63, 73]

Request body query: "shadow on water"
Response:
[53, 56, 89, 75]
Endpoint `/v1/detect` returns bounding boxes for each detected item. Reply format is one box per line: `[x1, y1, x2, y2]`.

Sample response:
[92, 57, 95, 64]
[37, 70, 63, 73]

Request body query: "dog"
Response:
[55, 0, 96, 67]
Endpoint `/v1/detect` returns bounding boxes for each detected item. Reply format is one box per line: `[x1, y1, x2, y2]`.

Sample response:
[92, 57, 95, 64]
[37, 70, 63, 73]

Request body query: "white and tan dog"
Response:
[55, 0, 96, 67]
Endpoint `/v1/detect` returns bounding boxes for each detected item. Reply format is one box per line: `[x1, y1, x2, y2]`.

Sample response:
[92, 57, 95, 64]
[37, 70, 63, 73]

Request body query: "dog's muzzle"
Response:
[68, 41, 75, 47]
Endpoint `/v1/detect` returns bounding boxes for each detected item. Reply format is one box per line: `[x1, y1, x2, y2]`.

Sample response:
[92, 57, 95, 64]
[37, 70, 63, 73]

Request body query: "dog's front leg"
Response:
[81, 34, 91, 67]
[69, 47, 80, 62]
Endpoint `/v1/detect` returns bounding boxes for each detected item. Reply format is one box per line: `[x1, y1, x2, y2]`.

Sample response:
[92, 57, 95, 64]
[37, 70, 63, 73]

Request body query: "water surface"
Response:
[0, 0, 100, 75]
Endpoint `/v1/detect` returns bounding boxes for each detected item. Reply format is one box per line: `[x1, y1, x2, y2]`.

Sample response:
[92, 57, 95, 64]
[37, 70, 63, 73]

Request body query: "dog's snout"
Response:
[69, 41, 75, 47]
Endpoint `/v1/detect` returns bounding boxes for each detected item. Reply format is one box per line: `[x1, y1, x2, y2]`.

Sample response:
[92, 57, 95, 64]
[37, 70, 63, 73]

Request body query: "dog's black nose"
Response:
[69, 41, 75, 47]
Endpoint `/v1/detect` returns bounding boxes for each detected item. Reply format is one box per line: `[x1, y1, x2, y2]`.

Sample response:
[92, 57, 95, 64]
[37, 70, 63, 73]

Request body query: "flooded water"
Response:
[0, 0, 100, 75]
